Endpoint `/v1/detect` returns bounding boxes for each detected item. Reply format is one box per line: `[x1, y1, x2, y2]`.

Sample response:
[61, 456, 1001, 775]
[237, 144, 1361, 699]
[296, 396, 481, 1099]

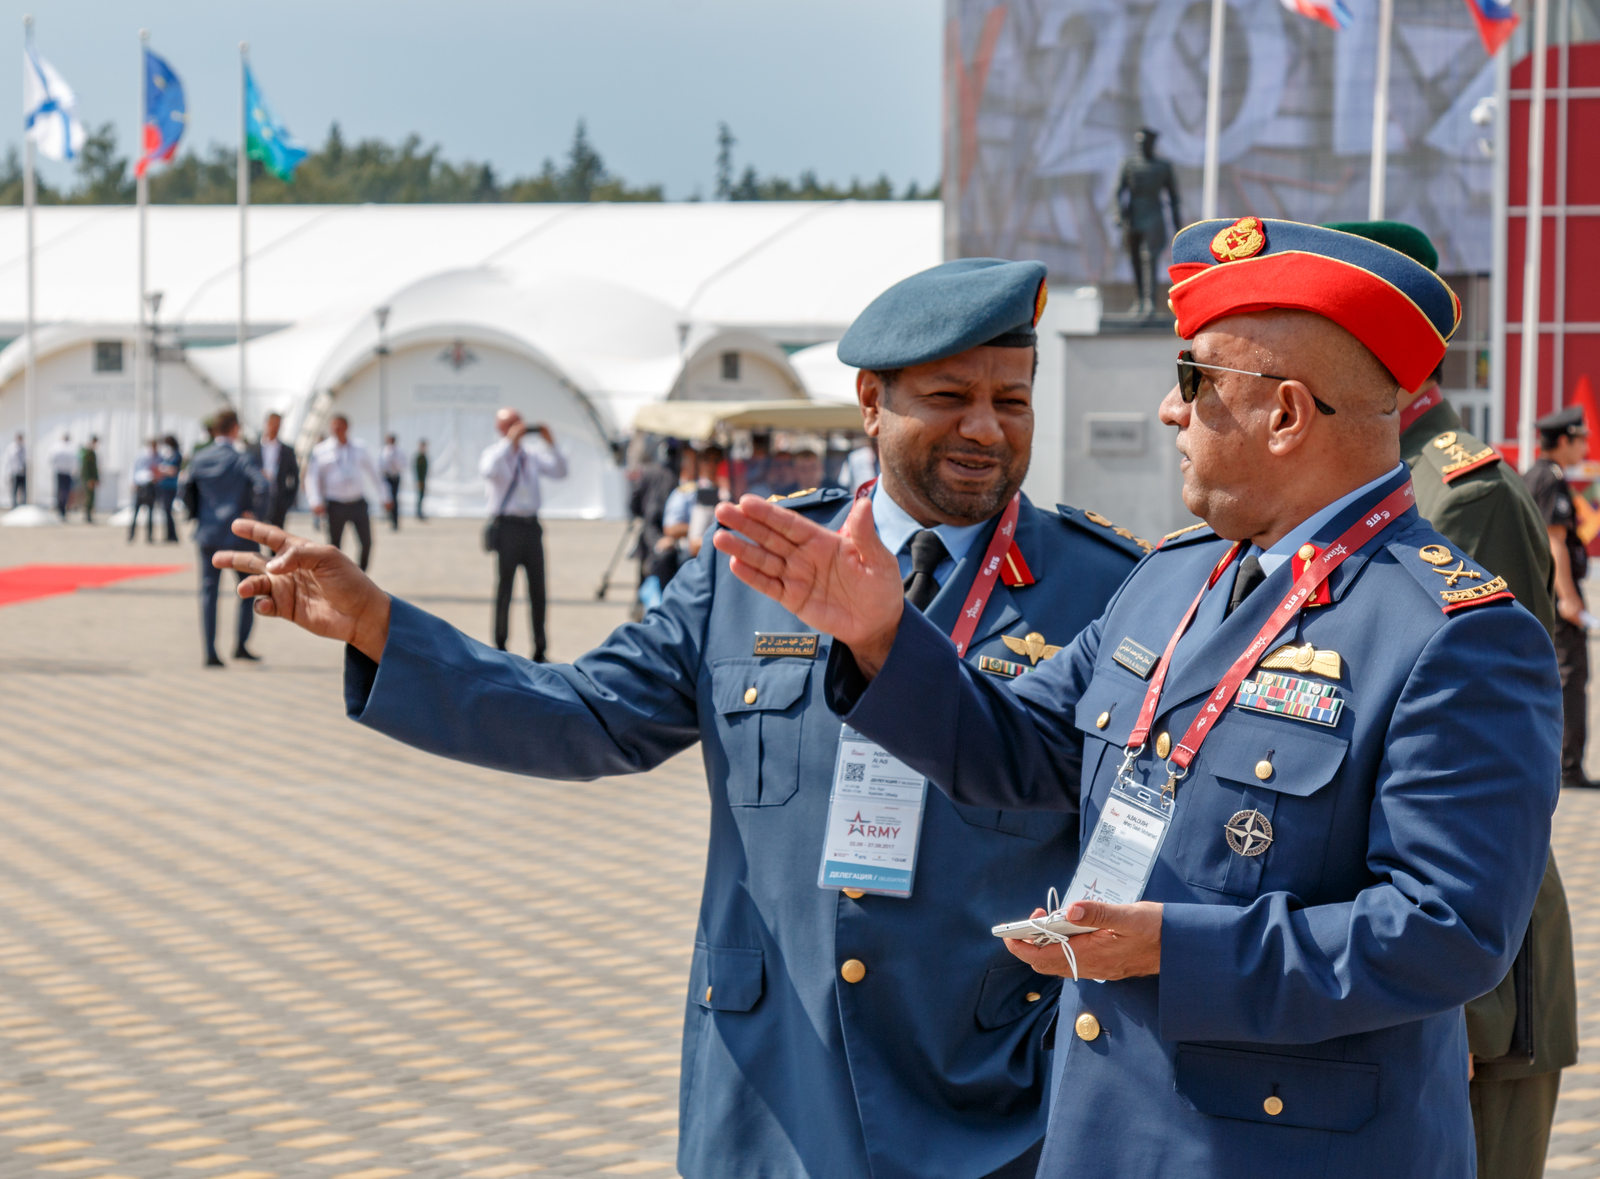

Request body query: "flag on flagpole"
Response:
[135, 48, 186, 178]
[1463, 0, 1519, 54]
[245, 65, 307, 182]
[23, 45, 85, 161]
[1279, 0, 1354, 30]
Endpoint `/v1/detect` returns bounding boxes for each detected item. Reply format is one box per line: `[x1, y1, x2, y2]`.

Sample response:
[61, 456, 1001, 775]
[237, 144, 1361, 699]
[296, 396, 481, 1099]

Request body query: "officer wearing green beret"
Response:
[1331, 220, 1577, 1179]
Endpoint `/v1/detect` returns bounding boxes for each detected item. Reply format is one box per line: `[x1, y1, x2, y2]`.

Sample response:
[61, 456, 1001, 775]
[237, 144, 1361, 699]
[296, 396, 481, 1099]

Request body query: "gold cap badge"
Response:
[1211, 216, 1267, 262]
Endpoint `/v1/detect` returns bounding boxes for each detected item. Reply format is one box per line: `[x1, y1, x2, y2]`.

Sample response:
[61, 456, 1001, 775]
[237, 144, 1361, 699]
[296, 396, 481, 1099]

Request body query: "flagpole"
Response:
[238, 42, 248, 427]
[1201, 0, 1225, 218]
[1489, 40, 1512, 446]
[136, 29, 149, 441]
[1518, 0, 1552, 470]
[1368, 0, 1394, 217]
[23, 14, 37, 507]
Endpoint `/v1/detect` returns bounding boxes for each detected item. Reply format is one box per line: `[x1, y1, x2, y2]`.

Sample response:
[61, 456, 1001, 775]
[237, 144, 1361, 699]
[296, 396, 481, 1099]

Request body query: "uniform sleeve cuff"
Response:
[1156, 902, 1236, 1041]
[824, 606, 959, 725]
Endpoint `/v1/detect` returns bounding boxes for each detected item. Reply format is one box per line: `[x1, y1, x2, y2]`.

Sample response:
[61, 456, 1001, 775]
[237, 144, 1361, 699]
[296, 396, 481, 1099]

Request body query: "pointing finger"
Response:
[711, 528, 792, 580]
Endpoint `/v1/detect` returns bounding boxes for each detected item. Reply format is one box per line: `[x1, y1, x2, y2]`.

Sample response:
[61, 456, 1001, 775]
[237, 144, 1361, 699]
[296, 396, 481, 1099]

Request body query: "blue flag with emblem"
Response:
[244, 64, 307, 183]
[136, 47, 185, 178]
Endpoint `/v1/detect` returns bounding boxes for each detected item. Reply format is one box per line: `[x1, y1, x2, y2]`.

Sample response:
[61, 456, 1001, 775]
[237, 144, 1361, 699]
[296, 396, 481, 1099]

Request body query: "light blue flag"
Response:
[245, 64, 307, 182]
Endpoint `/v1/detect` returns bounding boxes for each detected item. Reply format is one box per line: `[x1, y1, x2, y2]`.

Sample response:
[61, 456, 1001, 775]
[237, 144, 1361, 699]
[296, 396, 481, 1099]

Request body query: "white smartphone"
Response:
[991, 915, 1097, 944]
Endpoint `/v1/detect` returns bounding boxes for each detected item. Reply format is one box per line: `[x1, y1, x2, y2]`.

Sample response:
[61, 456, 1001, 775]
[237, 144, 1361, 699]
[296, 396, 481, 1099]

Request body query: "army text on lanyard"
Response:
[1123, 480, 1417, 805]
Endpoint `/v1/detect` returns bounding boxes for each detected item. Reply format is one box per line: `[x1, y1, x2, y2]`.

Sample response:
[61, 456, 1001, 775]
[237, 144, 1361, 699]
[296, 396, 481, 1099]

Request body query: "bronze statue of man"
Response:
[1115, 127, 1183, 317]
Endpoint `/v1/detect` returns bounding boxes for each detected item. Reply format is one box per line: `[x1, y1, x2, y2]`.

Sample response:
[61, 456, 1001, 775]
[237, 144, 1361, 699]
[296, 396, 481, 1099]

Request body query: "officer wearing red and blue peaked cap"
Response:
[1167, 216, 1461, 392]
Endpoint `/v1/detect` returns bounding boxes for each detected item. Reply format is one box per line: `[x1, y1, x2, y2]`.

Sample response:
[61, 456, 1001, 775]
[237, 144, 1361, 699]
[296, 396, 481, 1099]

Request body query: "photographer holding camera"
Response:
[481, 407, 567, 662]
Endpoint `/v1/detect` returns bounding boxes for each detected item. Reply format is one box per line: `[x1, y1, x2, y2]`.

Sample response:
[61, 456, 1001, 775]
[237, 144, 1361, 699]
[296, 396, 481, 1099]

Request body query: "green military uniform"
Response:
[79, 445, 99, 523]
[1403, 395, 1578, 1179]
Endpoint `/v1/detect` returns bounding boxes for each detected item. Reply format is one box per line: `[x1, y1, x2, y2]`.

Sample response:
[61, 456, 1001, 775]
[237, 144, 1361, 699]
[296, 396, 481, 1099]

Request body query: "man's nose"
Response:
[957, 400, 1004, 446]
[1158, 384, 1188, 428]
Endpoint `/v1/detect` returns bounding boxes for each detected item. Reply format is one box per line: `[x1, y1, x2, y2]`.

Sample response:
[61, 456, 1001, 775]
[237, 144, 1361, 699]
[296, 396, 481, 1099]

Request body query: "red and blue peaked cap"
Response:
[1167, 217, 1460, 392]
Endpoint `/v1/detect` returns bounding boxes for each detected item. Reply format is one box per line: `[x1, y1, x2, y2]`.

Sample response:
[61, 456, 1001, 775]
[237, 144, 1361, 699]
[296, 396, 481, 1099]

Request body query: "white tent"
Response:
[0, 201, 943, 517]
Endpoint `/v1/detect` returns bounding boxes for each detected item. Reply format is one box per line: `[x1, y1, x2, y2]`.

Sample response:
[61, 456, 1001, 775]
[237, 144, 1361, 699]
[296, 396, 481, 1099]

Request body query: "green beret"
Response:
[1322, 220, 1440, 273]
[838, 258, 1049, 370]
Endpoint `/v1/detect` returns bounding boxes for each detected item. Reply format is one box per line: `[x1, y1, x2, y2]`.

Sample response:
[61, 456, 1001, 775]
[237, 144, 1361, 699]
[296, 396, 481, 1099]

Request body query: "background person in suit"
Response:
[250, 413, 300, 530]
[413, 440, 428, 521]
[182, 410, 268, 667]
[127, 440, 162, 543]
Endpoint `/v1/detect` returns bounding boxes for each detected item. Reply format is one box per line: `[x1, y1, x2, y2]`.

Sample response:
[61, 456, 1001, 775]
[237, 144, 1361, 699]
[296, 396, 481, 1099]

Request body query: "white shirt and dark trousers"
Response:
[480, 436, 568, 661]
[308, 437, 384, 572]
[381, 443, 405, 531]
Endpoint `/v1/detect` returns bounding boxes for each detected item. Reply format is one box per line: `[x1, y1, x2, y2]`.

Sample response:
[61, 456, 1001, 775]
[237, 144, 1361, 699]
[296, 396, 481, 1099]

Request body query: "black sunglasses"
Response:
[1177, 350, 1336, 415]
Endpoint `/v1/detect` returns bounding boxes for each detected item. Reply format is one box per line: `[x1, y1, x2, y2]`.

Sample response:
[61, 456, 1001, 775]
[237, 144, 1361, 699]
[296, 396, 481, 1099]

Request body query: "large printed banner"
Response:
[946, 0, 1499, 280]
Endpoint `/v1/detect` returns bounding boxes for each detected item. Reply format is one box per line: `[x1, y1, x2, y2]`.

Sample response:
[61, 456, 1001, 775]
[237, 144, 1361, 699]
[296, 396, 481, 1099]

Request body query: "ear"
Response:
[857, 370, 885, 439]
[1264, 380, 1320, 458]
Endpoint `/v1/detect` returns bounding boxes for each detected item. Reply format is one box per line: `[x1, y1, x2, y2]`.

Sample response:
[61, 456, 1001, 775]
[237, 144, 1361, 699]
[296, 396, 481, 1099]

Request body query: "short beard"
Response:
[883, 436, 1029, 525]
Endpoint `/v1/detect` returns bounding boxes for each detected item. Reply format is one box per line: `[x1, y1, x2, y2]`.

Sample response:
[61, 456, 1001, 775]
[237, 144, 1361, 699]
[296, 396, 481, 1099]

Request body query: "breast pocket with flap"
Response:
[1172, 709, 1349, 898]
[710, 657, 813, 807]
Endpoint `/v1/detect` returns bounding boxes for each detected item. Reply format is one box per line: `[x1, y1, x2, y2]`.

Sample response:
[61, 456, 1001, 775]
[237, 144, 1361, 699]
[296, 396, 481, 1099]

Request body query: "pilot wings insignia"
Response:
[1002, 632, 1062, 666]
[1258, 643, 1342, 680]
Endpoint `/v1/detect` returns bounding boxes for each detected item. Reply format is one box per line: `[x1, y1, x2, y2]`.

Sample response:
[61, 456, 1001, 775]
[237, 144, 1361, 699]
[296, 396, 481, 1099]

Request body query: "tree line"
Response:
[0, 120, 933, 205]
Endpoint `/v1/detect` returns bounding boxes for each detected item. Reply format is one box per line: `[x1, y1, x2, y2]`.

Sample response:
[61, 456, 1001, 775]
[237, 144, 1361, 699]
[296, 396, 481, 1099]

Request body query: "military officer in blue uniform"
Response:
[213, 259, 1145, 1179]
[711, 220, 1562, 1178]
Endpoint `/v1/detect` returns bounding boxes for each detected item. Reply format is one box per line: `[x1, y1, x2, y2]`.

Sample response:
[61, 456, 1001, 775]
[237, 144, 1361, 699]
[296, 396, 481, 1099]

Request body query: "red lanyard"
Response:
[855, 477, 1021, 657]
[1398, 385, 1443, 432]
[1127, 480, 1417, 775]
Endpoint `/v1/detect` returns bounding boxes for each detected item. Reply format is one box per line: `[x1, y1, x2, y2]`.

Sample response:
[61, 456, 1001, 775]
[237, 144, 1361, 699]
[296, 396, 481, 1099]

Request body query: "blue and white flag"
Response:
[245, 65, 308, 182]
[23, 44, 84, 162]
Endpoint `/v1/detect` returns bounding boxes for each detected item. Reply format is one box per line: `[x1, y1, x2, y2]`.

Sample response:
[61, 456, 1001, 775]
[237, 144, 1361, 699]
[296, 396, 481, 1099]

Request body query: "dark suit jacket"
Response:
[182, 440, 268, 551]
[248, 440, 300, 517]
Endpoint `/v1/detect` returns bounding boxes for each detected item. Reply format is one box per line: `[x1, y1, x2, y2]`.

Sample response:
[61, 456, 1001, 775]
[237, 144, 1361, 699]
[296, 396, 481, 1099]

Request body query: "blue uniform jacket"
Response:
[342, 488, 1141, 1179]
[180, 442, 268, 550]
[832, 472, 1560, 1178]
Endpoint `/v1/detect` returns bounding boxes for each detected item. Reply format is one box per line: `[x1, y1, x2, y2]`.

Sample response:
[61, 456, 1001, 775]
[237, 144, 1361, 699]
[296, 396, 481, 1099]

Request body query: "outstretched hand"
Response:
[711, 495, 904, 677]
[211, 519, 391, 662]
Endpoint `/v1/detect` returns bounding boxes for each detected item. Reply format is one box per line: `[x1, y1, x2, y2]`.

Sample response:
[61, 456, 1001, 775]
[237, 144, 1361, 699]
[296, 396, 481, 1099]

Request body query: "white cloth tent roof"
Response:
[0, 201, 942, 342]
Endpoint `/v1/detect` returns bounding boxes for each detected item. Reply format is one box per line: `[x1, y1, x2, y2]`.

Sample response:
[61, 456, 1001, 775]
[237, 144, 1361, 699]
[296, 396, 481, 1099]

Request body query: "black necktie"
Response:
[1227, 554, 1266, 616]
[904, 529, 950, 612]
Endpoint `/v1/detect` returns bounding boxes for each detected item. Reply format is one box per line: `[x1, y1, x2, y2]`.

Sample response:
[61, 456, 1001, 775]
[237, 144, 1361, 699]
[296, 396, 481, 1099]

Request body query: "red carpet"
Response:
[0, 564, 187, 608]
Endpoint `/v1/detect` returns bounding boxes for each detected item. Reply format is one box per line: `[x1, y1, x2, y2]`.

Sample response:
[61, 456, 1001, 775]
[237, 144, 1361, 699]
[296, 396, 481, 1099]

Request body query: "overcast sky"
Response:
[13, 0, 942, 198]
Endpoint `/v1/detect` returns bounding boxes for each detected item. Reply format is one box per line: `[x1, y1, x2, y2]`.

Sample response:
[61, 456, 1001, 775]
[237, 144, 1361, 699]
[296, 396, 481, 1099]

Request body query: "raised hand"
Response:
[211, 519, 391, 662]
[711, 495, 904, 676]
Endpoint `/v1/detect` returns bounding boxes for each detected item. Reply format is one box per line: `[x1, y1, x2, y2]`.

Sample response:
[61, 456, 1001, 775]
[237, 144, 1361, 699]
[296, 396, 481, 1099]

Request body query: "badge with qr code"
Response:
[817, 726, 928, 898]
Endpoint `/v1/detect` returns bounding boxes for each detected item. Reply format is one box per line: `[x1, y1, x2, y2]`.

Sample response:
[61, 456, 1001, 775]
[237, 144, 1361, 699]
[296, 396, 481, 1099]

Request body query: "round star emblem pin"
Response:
[1225, 809, 1274, 857]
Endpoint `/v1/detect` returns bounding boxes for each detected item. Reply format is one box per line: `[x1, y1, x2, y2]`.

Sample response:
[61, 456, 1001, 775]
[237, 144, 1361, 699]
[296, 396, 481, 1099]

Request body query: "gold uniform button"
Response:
[744, 687, 758, 705]
[842, 889, 865, 899]
[1155, 732, 1171, 759]
[1297, 544, 1316, 561]
[1025, 991, 1042, 1003]
[840, 959, 867, 984]
[1095, 711, 1110, 730]
[705, 986, 713, 1002]
[1255, 759, 1273, 781]
[1264, 1095, 1284, 1116]
[1074, 1013, 1101, 1041]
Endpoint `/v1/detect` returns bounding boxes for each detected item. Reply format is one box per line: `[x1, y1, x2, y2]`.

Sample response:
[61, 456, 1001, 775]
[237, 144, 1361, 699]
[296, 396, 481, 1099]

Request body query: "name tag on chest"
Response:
[817, 727, 928, 898]
[753, 633, 818, 658]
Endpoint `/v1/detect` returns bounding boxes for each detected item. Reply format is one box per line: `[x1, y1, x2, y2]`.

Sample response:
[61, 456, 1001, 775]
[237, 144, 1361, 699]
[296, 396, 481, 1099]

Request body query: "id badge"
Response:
[817, 726, 927, 898]
[1058, 781, 1171, 907]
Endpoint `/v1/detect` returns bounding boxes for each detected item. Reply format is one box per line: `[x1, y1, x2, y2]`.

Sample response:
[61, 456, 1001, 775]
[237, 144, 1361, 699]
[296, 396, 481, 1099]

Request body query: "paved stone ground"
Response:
[0, 515, 700, 1179]
[8, 514, 1600, 1176]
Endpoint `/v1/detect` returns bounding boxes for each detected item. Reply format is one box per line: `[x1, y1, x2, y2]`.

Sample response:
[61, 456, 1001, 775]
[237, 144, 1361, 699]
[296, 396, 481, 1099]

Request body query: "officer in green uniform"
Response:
[1332, 220, 1578, 1179]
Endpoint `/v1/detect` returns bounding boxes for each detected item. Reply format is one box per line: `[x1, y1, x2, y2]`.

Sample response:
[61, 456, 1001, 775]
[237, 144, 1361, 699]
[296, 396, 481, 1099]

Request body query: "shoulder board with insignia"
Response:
[1058, 505, 1154, 559]
[1392, 536, 1516, 614]
[1421, 429, 1502, 485]
[1157, 520, 1215, 549]
[766, 486, 850, 512]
